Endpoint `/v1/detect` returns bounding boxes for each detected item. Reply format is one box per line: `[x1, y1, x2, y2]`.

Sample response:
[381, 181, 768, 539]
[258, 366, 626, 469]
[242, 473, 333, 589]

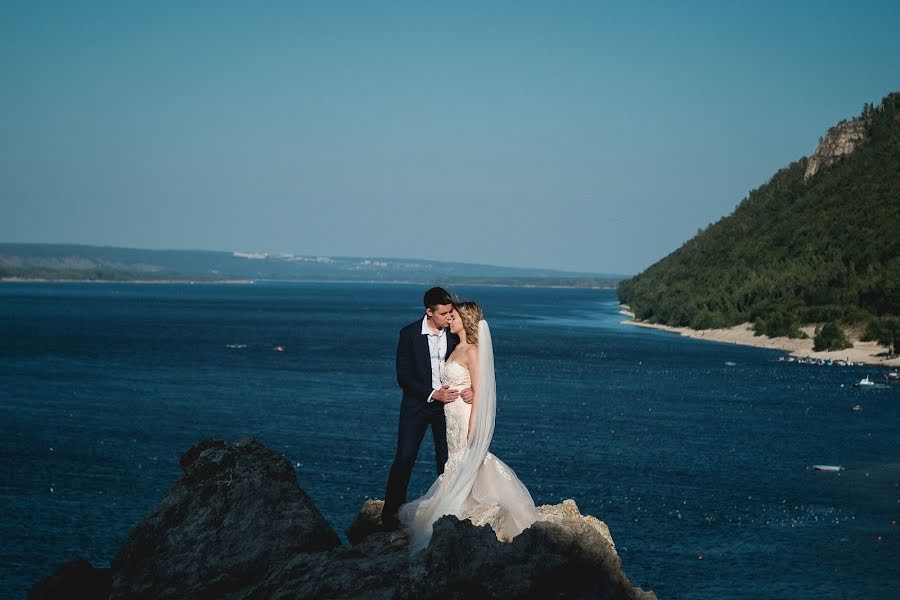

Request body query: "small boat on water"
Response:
[852, 404, 862, 412]
[855, 376, 891, 389]
[810, 465, 845, 472]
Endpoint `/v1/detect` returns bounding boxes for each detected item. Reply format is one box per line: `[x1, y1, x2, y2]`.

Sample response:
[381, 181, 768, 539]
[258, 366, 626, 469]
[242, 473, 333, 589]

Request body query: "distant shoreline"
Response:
[619, 305, 900, 368]
[0, 277, 256, 285]
[0, 277, 617, 290]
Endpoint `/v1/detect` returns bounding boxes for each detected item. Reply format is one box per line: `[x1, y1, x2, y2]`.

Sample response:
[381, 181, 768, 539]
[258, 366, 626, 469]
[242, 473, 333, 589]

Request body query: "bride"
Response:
[398, 301, 538, 551]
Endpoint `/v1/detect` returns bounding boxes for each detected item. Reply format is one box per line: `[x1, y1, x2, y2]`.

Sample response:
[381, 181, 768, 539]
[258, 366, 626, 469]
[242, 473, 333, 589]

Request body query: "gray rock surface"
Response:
[28, 557, 111, 600]
[344, 497, 652, 598]
[805, 118, 867, 179]
[108, 437, 341, 599]
[32, 437, 655, 599]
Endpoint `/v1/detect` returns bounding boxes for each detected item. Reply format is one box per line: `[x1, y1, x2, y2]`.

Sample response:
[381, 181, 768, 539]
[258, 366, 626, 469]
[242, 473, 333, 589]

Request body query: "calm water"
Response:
[1, 282, 898, 598]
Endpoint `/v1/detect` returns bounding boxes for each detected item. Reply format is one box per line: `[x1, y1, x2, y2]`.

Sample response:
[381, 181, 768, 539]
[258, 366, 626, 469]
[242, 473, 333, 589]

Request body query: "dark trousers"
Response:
[382, 399, 448, 522]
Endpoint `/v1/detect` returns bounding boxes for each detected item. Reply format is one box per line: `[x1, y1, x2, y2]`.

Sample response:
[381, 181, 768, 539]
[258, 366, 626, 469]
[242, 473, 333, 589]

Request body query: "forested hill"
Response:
[618, 92, 900, 349]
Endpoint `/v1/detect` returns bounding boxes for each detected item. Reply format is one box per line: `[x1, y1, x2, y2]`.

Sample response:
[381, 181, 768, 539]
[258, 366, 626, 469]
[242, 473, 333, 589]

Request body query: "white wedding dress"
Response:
[399, 320, 538, 552]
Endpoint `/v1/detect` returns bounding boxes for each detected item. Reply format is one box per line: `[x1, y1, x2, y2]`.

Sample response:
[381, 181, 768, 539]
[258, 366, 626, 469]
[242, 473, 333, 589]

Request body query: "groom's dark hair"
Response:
[424, 287, 453, 309]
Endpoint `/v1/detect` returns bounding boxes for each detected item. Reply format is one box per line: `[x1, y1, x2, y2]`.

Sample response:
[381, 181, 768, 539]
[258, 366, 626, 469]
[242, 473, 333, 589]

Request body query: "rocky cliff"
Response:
[29, 437, 655, 600]
[804, 117, 868, 179]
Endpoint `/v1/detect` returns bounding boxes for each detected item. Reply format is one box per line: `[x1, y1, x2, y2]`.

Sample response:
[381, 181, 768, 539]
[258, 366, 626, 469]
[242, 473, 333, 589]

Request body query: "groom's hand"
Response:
[460, 388, 474, 404]
[433, 385, 459, 403]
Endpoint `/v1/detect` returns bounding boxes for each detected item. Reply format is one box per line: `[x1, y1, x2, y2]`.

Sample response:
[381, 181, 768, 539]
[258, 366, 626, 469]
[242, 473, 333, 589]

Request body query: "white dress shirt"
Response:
[421, 315, 447, 402]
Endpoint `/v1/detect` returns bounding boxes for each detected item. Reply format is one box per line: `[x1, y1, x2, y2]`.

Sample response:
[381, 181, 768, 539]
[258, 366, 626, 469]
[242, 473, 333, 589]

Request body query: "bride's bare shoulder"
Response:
[463, 344, 479, 363]
[456, 343, 478, 366]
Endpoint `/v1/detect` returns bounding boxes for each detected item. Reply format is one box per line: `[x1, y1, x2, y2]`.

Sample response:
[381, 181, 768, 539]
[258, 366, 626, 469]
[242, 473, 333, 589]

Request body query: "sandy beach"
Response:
[619, 305, 900, 369]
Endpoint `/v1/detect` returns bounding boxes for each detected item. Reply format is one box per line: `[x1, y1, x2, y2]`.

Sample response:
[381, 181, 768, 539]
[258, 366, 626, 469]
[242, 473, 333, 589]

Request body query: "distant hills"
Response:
[0, 243, 622, 288]
[618, 92, 900, 351]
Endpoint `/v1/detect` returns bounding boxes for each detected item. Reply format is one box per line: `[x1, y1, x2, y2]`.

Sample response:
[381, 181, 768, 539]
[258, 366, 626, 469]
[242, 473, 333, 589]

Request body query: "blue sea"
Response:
[1, 282, 898, 598]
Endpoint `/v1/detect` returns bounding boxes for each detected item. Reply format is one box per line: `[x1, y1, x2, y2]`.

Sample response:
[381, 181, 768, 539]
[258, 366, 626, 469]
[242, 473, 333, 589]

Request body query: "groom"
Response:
[381, 287, 473, 530]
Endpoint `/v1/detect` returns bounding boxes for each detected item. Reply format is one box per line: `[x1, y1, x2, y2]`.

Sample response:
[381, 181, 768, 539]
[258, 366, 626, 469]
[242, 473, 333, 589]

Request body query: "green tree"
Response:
[617, 92, 900, 337]
[813, 321, 853, 351]
[862, 316, 900, 355]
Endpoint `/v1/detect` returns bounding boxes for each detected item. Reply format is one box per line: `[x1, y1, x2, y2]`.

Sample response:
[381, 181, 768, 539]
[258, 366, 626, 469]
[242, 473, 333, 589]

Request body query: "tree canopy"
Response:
[618, 93, 900, 339]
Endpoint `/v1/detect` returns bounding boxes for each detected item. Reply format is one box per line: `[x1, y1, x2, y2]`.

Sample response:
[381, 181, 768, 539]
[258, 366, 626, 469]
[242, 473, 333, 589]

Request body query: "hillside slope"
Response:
[618, 93, 900, 344]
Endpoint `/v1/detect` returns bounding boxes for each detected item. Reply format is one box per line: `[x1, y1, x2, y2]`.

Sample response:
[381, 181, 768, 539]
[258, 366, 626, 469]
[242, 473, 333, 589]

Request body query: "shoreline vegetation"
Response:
[619, 305, 900, 368]
[616, 94, 900, 360]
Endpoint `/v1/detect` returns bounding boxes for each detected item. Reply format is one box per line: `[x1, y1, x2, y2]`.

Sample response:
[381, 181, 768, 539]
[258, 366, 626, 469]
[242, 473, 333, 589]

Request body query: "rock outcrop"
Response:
[804, 117, 867, 179]
[107, 437, 341, 599]
[28, 558, 111, 600]
[30, 437, 655, 599]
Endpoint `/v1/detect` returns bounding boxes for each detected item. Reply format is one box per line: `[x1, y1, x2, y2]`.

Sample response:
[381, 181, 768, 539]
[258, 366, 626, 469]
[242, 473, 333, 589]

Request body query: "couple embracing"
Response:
[381, 287, 538, 551]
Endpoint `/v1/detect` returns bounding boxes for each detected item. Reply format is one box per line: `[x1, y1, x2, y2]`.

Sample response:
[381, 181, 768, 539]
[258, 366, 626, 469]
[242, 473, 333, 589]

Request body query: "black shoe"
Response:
[381, 515, 400, 531]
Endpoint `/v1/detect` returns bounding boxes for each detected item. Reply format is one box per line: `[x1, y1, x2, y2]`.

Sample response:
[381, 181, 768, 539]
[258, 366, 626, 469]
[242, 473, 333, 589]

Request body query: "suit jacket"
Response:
[396, 317, 459, 405]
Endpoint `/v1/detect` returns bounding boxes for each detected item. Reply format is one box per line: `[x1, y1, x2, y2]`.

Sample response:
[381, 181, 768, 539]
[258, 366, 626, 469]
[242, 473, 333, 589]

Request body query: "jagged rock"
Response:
[344, 498, 649, 599]
[346, 497, 386, 545]
[33, 438, 655, 599]
[28, 557, 111, 600]
[537, 498, 616, 551]
[407, 516, 651, 599]
[108, 437, 340, 599]
[804, 118, 867, 179]
[262, 511, 655, 599]
[349, 497, 618, 554]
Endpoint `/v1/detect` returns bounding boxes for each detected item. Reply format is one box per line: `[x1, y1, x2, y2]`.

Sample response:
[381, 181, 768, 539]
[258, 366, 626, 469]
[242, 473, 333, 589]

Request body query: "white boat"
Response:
[810, 465, 844, 472]
[856, 376, 875, 387]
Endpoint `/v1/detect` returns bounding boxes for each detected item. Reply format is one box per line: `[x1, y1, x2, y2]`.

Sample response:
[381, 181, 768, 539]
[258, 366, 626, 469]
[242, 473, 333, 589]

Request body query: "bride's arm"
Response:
[467, 347, 480, 438]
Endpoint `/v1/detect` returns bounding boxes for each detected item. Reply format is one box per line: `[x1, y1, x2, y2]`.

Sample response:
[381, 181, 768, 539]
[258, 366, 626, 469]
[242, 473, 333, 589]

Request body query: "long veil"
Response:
[401, 320, 536, 551]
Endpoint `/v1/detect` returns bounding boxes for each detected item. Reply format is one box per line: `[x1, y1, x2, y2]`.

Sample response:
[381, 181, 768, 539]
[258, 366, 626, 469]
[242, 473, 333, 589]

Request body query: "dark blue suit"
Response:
[381, 317, 459, 524]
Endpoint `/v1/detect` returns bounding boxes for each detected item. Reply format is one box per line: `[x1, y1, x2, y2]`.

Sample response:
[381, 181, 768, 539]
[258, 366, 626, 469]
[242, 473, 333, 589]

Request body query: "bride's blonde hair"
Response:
[454, 301, 484, 345]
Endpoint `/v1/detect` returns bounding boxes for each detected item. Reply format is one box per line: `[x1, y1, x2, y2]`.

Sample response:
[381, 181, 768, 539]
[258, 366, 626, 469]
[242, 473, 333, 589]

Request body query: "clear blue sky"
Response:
[2, 1, 898, 275]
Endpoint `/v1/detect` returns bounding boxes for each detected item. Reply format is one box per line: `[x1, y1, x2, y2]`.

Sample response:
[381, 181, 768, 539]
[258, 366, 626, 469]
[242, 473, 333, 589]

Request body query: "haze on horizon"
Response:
[2, 1, 898, 276]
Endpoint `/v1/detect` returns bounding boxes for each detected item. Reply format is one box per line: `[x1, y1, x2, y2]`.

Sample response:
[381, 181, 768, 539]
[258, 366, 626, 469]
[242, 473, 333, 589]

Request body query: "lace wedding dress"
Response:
[399, 320, 538, 552]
